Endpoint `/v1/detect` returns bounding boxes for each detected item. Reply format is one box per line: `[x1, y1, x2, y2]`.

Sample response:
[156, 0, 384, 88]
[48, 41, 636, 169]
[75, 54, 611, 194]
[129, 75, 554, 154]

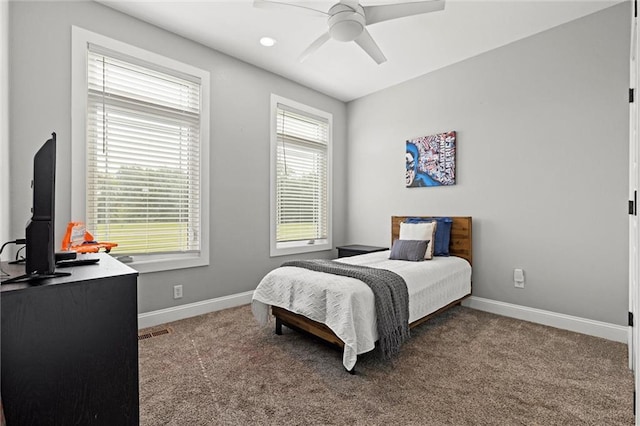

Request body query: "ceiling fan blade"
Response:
[299, 32, 331, 62]
[354, 28, 387, 64]
[363, 0, 445, 25]
[253, 0, 328, 17]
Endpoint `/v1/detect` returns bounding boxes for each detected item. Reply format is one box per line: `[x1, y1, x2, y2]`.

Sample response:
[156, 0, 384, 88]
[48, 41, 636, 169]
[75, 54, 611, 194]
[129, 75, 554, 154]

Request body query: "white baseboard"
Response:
[137, 292, 628, 344]
[138, 290, 254, 329]
[462, 296, 628, 343]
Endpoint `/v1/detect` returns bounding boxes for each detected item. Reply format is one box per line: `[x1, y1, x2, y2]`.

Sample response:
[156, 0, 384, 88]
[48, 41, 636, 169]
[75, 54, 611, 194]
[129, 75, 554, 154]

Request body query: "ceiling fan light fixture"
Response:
[327, 3, 365, 42]
[329, 19, 364, 42]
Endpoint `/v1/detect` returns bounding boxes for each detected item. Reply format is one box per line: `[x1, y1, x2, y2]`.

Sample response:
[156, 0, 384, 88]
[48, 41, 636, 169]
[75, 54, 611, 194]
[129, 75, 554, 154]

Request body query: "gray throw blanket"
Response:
[281, 259, 410, 360]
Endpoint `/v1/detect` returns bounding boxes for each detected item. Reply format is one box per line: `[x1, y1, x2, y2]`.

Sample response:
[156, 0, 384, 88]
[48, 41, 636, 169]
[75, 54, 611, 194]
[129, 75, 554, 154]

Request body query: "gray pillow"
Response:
[389, 239, 429, 261]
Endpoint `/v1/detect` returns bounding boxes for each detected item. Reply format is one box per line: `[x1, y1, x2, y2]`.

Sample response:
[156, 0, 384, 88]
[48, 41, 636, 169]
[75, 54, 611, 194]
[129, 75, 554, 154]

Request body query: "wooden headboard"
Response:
[391, 216, 472, 265]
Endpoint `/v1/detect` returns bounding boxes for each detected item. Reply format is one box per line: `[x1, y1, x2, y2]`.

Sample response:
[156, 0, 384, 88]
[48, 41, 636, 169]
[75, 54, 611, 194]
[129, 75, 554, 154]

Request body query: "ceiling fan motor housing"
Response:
[328, 3, 366, 42]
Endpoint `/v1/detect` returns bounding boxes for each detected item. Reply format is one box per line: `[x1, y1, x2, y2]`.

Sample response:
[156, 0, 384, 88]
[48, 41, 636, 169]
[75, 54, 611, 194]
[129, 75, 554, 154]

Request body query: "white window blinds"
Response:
[275, 104, 329, 244]
[86, 44, 202, 256]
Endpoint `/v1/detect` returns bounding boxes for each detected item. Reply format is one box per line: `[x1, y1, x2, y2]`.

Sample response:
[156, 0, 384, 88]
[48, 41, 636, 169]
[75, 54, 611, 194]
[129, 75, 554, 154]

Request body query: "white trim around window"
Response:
[71, 26, 210, 273]
[270, 94, 333, 257]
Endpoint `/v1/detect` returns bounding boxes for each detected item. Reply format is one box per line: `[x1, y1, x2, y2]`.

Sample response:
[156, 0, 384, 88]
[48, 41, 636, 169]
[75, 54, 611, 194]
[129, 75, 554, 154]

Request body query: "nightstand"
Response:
[336, 245, 388, 258]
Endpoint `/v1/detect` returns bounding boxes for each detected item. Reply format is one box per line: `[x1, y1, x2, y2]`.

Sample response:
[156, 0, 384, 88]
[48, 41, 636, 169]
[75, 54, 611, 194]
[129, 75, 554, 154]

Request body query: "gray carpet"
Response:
[138, 305, 634, 425]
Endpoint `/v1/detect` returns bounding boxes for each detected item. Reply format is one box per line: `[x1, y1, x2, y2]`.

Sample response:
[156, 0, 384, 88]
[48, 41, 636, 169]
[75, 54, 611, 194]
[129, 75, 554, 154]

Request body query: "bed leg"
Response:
[275, 317, 283, 335]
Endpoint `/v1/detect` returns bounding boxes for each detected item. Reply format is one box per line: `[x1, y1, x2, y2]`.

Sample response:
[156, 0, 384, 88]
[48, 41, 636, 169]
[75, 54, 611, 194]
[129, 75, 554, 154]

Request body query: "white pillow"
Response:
[399, 221, 437, 259]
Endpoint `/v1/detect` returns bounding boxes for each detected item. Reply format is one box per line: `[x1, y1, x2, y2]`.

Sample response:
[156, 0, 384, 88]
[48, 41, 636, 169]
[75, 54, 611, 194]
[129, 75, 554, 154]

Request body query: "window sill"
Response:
[116, 253, 208, 274]
[270, 240, 331, 257]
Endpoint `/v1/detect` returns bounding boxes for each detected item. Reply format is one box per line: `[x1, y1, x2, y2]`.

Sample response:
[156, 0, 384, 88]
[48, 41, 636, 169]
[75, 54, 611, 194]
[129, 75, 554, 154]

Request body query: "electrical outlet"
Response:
[173, 285, 183, 299]
[514, 269, 525, 289]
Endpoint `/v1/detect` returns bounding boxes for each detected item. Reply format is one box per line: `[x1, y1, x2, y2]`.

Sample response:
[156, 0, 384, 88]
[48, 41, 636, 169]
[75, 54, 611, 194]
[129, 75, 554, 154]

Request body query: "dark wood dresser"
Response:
[1, 253, 139, 425]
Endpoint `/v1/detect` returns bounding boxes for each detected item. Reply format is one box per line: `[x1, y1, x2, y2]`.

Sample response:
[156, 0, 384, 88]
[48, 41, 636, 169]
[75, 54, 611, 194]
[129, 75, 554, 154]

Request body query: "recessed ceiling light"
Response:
[260, 37, 276, 47]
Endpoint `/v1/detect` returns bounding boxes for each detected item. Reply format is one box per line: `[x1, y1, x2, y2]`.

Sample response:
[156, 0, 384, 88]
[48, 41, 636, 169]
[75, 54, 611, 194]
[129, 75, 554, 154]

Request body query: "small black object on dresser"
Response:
[336, 244, 388, 258]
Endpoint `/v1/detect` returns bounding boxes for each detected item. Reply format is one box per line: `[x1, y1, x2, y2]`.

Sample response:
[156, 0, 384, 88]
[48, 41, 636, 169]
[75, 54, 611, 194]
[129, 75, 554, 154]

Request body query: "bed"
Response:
[252, 216, 472, 372]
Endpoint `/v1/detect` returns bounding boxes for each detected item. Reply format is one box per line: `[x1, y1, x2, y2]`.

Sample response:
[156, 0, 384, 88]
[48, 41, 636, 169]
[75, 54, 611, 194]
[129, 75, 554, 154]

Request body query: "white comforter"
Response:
[252, 250, 471, 370]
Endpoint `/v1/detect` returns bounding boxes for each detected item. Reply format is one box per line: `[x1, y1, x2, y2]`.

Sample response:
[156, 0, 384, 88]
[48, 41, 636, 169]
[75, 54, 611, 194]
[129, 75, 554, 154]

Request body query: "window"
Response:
[72, 27, 210, 273]
[270, 95, 332, 256]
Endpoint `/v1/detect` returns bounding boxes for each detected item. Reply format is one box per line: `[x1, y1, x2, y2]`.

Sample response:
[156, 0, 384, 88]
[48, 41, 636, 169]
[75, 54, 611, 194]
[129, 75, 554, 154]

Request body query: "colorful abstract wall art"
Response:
[405, 131, 456, 187]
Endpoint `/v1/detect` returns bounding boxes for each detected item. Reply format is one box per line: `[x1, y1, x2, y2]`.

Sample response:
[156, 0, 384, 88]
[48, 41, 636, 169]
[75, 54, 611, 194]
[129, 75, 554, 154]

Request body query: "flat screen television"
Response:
[25, 132, 57, 276]
[4, 133, 70, 283]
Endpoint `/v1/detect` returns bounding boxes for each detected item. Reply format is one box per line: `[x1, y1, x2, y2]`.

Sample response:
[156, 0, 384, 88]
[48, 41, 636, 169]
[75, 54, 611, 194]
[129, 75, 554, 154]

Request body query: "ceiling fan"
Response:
[254, 0, 445, 64]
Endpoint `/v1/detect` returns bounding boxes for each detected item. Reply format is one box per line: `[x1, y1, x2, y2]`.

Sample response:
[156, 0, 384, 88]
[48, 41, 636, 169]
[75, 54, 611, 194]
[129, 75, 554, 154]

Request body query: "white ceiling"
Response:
[100, 0, 621, 102]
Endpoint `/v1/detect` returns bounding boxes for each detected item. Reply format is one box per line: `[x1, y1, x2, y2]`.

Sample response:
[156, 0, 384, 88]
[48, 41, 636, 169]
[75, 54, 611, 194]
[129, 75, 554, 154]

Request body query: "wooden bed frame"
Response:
[272, 216, 473, 366]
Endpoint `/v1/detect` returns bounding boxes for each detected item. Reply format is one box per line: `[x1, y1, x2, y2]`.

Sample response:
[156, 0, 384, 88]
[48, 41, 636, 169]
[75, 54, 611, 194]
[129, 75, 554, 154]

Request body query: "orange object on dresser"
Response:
[60, 222, 118, 254]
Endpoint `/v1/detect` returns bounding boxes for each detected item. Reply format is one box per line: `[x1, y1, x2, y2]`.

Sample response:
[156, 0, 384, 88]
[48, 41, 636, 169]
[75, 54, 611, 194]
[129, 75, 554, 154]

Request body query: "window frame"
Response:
[270, 94, 333, 257]
[71, 26, 210, 273]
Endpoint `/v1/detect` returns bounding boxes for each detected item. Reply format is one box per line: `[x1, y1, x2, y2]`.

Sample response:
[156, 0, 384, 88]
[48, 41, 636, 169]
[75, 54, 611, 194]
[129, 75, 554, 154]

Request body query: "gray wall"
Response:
[346, 3, 630, 325]
[1, 0, 9, 247]
[8, 1, 347, 313]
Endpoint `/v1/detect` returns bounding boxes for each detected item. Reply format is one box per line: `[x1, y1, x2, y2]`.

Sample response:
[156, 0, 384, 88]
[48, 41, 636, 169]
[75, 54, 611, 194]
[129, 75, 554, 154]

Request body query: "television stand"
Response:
[1, 253, 139, 425]
[1, 270, 71, 284]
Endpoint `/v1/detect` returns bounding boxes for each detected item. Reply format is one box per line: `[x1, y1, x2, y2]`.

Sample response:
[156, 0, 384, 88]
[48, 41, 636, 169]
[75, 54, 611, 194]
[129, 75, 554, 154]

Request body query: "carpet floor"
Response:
[138, 305, 634, 425]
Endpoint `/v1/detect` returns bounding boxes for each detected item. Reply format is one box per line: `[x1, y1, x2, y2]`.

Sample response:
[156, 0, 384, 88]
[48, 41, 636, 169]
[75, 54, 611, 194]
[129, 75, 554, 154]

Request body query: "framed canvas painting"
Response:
[406, 131, 456, 187]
